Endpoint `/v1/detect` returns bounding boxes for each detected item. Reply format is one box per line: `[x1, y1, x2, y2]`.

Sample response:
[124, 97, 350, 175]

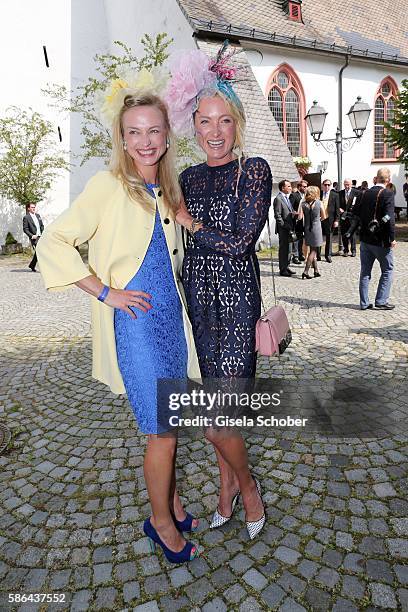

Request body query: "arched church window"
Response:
[374, 77, 398, 160]
[267, 65, 306, 157]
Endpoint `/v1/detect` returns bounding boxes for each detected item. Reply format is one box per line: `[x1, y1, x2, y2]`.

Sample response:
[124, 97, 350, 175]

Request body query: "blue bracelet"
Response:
[97, 285, 110, 302]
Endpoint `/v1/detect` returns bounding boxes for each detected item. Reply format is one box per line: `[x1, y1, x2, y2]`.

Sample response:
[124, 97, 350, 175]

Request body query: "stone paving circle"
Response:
[0, 247, 407, 612]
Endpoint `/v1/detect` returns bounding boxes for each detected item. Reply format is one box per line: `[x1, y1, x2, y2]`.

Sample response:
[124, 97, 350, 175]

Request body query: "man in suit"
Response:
[347, 168, 396, 310]
[339, 178, 359, 256]
[274, 179, 296, 277]
[23, 202, 44, 271]
[290, 179, 307, 264]
[320, 179, 340, 263]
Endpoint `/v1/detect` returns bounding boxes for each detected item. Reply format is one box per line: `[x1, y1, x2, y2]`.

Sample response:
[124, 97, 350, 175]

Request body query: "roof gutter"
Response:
[189, 18, 408, 68]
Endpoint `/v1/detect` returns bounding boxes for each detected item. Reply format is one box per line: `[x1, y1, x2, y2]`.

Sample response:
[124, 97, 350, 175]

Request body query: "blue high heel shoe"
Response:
[143, 518, 199, 564]
[174, 512, 199, 533]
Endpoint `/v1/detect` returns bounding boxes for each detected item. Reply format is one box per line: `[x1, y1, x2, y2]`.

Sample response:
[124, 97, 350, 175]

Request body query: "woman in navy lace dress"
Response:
[180, 155, 271, 378]
[175, 88, 272, 539]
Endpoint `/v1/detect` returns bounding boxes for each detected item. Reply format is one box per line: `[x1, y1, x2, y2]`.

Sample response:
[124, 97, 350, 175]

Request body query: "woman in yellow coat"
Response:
[37, 78, 201, 563]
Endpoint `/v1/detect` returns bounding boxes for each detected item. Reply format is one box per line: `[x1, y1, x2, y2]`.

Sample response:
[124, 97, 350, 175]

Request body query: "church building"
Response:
[1, 0, 407, 243]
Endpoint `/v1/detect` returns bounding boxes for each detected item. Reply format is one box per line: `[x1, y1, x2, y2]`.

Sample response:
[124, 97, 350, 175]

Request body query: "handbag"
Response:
[251, 219, 292, 357]
[288, 229, 298, 243]
[233, 162, 292, 357]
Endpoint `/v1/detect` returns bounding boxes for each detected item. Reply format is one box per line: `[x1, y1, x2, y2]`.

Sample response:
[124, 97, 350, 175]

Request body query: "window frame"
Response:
[372, 76, 399, 163]
[266, 63, 307, 157]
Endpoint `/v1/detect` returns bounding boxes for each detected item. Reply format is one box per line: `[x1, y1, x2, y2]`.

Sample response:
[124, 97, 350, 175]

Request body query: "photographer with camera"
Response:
[346, 168, 396, 310]
[274, 179, 298, 277]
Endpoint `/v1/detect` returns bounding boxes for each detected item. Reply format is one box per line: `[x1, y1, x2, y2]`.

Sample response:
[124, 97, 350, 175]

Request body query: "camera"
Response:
[368, 214, 390, 234]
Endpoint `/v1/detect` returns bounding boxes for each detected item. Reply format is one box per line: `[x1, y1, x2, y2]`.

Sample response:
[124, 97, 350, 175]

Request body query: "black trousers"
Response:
[322, 218, 333, 258]
[278, 228, 291, 273]
[29, 239, 38, 270]
[342, 232, 356, 254]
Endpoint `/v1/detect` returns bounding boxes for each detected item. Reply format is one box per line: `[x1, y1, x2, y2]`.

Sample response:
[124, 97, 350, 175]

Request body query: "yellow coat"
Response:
[37, 170, 201, 394]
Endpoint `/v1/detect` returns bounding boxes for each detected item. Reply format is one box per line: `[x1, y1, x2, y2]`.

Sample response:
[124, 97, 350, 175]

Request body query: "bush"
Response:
[5, 232, 17, 245]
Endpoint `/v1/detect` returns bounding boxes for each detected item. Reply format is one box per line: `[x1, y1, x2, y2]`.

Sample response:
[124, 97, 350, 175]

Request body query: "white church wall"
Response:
[0, 0, 71, 245]
[246, 44, 406, 205]
[70, 0, 110, 202]
[341, 63, 407, 206]
[0, 0, 195, 246]
[69, 0, 195, 203]
[103, 0, 195, 57]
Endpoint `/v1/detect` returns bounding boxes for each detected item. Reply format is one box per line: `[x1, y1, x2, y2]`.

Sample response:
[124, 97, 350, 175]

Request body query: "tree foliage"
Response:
[43, 33, 203, 169]
[0, 107, 69, 206]
[384, 78, 408, 168]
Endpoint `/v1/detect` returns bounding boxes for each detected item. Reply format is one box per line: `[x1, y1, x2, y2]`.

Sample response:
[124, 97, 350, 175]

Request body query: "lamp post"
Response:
[304, 97, 372, 252]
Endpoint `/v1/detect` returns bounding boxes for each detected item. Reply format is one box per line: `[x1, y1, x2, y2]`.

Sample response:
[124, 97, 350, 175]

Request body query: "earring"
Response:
[123, 140, 127, 151]
[166, 138, 170, 149]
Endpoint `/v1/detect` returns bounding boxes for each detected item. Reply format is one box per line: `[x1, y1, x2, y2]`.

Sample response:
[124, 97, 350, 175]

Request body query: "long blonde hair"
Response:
[110, 93, 181, 215]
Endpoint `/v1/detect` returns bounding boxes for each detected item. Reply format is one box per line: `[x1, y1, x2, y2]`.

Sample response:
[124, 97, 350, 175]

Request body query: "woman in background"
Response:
[300, 185, 325, 279]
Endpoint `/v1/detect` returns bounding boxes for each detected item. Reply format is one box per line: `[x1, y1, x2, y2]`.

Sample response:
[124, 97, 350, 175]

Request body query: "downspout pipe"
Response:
[336, 54, 350, 253]
[337, 54, 350, 188]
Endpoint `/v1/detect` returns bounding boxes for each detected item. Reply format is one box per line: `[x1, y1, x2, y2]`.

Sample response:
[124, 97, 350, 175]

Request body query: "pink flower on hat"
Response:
[164, 50, 217, 136]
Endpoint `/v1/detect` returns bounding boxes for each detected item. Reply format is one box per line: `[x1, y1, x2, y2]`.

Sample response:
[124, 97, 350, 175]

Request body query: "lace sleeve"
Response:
[193, 158, 272, 257]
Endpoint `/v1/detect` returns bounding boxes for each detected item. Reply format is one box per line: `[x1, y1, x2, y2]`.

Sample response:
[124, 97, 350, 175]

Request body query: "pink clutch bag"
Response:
[252, 219, 292, 357]
[255, 305, 291, 356]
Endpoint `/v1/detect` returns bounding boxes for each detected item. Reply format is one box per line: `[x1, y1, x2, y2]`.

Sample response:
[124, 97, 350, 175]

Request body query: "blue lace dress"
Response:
[114, 185, 188, 434]
[180, 158, 272, 378]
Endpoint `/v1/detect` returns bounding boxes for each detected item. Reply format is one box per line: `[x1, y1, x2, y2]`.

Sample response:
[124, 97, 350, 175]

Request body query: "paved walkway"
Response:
[0, 247, 407, 612]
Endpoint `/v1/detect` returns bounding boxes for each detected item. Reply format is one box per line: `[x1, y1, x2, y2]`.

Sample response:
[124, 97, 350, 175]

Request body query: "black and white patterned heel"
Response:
[245, 477, 265, 540]
[210, 491, 240, 529]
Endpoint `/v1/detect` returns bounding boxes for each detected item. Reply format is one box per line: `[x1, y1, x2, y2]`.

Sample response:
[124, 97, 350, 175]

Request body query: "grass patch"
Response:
[257, 247, 278, 258]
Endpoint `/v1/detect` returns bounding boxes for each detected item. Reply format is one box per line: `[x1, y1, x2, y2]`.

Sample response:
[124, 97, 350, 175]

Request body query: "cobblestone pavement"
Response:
[0, 248, 407, 612]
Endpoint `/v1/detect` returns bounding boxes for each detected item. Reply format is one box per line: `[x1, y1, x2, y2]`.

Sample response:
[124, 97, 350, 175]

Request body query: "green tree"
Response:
[0, 107, 69, 207]
[384, 78, 408, 168]
[43, 34, 203, 169]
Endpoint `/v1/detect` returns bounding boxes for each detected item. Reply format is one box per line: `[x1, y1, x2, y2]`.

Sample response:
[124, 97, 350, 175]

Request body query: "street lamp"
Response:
[305, 101, 328, 141]
[305, 96, 371, 144]
[305, 96, 372, 252]
[318, 160, 328, 174]
[347, 96, 372, 138]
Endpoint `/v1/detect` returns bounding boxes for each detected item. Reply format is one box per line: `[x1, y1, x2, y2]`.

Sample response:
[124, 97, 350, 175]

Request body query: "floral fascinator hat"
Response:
[164, 40, 245, 137]
[97, 65, 169, 129]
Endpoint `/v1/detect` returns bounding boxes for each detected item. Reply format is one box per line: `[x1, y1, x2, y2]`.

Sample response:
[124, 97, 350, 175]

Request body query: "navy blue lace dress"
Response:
[180, 157, 272, 378]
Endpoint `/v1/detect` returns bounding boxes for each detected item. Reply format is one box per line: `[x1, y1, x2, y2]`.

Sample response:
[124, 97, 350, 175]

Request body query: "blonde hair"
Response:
[195, 91, 246, 167]
[110, 93, 181, 215]
[377, 167, 391, 184]
[305, 185, 320, 203]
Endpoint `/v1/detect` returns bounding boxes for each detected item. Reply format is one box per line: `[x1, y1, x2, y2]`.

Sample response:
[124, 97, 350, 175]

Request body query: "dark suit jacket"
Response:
[339, 187, 360, 214]
[320, 190, 340, 228]
[403, 182, 408, 202]
[23, 213, 44, 245]
[350, 186, 395, 247]
[273, 192, 294, 234]
[289, 191, 302, 211]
